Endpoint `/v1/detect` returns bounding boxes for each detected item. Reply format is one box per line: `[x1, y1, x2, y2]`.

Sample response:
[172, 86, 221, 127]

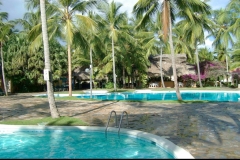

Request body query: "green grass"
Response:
[0, 116, 88, 126]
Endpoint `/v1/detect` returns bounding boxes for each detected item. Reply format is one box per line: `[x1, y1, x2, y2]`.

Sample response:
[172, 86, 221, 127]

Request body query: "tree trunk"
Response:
[0, 42, 8, 96]
[40, 0, 60, 118]
[168, 1, 182, 100]
[131, 69, 134, 89]
[90, 47, 93, 98]
[160, 48, 165, 88]
[195, 47, 202, 87]
[112, 36, 116, 91]
[226, 55, 229, 83]
[67, 44, 72, 96]
[122, 66, 126, 88]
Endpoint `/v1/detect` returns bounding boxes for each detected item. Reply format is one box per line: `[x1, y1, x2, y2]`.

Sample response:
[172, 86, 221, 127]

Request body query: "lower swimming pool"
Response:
[0, 125, 193, 159]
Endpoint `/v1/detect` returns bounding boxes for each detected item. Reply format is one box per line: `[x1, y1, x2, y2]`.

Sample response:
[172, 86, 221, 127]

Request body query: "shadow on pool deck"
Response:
[0, 93, 240, 159]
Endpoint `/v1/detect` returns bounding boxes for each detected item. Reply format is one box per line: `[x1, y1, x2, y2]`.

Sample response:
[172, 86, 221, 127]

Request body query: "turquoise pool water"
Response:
[0, 129, 174, 158]
[76, 91, 240, 102]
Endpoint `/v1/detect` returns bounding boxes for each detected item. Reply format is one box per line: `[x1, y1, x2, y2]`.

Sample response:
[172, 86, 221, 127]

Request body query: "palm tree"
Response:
[96, 1, 135, 91]
[27, 0, 100, 96]
[133, 0, 211, 100]
[210, 9, 235, 84]
[0, 8, 12, 96]
[226, 0, 240, 39]
[40, 0, 60, 118]
[178, 10, 212, 88]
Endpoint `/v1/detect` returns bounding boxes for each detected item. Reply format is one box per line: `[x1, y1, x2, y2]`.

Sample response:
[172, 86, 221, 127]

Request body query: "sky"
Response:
[0, 0, 231, 49]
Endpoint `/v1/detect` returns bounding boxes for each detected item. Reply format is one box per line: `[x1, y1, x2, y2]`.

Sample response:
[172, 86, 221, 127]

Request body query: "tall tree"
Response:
[40, 0, 60, 118]
[178, 8, 212, 88]
[133, 0, 211, 100]
[96, 1, 135, 91]
[27, 0, 99, 96]
[0, 5, 12, 96]
[210, 9, 235, 83]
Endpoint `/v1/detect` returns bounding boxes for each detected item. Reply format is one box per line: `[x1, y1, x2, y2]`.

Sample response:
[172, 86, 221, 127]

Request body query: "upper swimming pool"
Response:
[34, 90, 240, 102]
[76, 90, 240, 102]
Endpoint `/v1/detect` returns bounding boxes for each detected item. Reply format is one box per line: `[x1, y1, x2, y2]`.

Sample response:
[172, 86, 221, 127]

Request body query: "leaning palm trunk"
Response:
[195, 48, 202, 87]
[167, 1, 182, 100]
[160, 48, 165, 88]
[40, 0, 60, 118]
[0, 42, 8, 96]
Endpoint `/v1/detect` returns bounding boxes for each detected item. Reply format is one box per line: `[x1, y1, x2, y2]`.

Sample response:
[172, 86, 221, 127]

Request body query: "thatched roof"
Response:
[153, 53, 187, 63]
[73, 67, 90, 81]
[148, 54, 196, 77]
[73, 67, 108, 81]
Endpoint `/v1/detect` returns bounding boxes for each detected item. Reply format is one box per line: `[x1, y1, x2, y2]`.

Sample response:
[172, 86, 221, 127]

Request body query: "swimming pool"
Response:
[34, 90, 240, 102]
[76, 90, 240, 102]
[0, 125, 194, 159]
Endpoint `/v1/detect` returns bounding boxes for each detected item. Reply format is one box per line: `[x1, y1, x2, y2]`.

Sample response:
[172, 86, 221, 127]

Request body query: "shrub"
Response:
[105, 82, 114, 89]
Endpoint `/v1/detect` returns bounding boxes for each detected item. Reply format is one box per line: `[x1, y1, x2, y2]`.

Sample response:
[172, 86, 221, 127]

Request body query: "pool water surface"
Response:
[0, 128, 174, 158]
[76, 91, 240, 102]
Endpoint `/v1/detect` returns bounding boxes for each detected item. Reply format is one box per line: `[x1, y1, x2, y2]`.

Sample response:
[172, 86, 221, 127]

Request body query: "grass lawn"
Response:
[2, 87, 237, 126]
[53, 86, 240, 94]
[0, 116, 88, 126]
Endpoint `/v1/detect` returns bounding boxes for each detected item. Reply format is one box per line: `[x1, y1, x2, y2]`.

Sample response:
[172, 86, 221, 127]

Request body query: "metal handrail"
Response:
[118, 111, 129, 134]
[105, 110, 118, 132]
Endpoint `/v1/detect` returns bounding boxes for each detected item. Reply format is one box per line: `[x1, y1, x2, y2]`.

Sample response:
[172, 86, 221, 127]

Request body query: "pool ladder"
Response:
[105, 110, 129, 135]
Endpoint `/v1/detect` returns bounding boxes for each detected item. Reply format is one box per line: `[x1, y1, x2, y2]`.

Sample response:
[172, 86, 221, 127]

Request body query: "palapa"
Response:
[148, 54, 196, 77]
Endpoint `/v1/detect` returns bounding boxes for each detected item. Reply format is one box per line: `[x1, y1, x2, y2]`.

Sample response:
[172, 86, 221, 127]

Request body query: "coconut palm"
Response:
[40, 0, 60, 118]
[133, 0, 211, 100]
[177, 6, 212, 88]
[26, 0, 100, 96]
[0, 7, 13, 96]
[226, 0, 240, 39]
[96, 1, 135, 91]
[210, 9, 235, 83]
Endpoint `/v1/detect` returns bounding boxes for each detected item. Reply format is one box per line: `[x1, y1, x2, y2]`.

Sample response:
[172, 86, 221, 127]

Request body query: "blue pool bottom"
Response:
[0, 126, 194, 158]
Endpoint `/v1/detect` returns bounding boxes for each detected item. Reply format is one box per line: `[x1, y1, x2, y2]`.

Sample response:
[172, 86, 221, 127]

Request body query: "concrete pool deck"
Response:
[0, 91, 240, 158]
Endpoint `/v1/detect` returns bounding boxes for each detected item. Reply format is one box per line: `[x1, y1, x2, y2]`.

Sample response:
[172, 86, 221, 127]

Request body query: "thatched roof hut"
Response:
[73, 67, 108, 81]
[148, 54, 196, 77]
[73, 67, 90, 81]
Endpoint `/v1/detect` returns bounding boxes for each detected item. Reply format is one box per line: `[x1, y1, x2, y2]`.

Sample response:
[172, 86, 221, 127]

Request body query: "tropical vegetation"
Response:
[0, 0, 240, 99]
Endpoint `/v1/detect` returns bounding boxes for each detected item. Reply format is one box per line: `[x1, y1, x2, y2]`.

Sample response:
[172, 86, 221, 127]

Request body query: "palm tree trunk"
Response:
[40, 0, 60, 118]
[0, 42, 8, 96]
[195, 48, 202, 87]
[167, 1, 182, 100]
[160, 48, 165, 88]
[122, 66, 126, 88]
[67, 44, 72, 96]
[132, 71, 134, 89]
[112, 36, 116, 91]
[90, 47, 93, 98]
[226, 55, 229, 83]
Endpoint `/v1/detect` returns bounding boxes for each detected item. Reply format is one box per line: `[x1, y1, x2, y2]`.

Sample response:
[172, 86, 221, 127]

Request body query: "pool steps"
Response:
[105, 110, 129, 135]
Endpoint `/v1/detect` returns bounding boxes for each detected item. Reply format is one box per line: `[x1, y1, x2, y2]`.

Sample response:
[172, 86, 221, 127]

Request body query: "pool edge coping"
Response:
[0, 125, 194, 159]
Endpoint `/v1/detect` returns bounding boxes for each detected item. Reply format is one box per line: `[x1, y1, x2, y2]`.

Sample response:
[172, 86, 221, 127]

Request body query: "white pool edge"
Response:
[0, 125, 194, 159]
